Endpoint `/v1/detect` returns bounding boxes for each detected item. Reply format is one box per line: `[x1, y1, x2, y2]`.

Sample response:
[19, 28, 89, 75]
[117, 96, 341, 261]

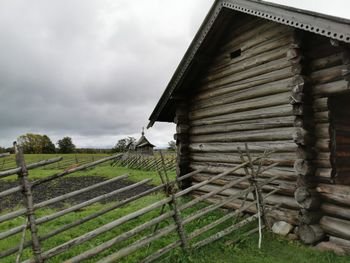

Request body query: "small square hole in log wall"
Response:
[230, 49, 241, 59]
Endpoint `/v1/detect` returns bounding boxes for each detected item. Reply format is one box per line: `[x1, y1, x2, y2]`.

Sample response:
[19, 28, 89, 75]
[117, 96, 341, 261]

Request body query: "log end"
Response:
[294, 187, 321, 210]
[298, 224, 325, 245]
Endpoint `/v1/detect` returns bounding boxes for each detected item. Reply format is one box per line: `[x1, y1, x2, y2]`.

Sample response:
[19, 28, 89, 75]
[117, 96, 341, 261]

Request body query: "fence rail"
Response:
[0, 153, 10, 158]
[0, 144, 124, 263]
[0, 144, 281, 262]
[113, 152, 176, 172]
[82, 147, 278, 263]
[0, 154, 109, 172]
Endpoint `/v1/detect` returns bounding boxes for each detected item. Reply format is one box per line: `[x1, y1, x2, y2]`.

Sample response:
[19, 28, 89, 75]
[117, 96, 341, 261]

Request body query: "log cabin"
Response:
[132, 129, 155, 155]
[148, 0, 350, 250]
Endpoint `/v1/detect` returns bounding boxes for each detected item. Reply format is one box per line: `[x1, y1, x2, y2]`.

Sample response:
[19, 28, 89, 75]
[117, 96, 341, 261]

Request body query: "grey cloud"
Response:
[3, 0, 345, 148]
[0, 0, 212, 147]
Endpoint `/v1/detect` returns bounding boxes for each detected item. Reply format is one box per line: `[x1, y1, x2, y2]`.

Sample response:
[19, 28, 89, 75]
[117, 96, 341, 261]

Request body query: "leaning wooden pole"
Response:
[0, 153, 10, 158]
[147, 153, 169, 252]
[14, 142, 43, 263]
[0, 157, 63, 179]
[16, 218, 28, 263]
[170, 191, 189, 253]
[0, 154, 122, 199]
[0, 174, 129, 224]
[238, 145, 268, 248]
[0, 180, 159, 259]
[150, 151, 190, 253]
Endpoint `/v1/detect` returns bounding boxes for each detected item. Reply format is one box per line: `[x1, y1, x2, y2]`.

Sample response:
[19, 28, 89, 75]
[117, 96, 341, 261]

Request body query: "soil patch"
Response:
[0, 176, 154, 211]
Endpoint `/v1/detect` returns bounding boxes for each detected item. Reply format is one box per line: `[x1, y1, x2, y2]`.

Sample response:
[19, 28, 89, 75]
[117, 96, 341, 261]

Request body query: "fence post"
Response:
[238, 144, 269, 249]
[244, 144, 267, 225]
[160, 151, 189, 252]
[170, 193, 190, 253]
[16, 218, 29, 263]
[14, 142, 44, 263]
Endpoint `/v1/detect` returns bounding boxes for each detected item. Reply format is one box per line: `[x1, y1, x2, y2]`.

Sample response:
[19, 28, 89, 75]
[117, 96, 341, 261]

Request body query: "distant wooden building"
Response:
[149, 0, 350, 248]
[133, 129, 155, 155]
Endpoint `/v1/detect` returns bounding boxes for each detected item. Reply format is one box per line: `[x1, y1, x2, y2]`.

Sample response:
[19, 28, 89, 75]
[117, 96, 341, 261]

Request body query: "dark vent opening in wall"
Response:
[230, 49, 241, 59]
[329, 94, 350, 185]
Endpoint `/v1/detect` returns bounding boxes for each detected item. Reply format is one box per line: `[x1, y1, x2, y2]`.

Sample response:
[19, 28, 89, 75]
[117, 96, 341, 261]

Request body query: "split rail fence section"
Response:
[0, 145, 281, 262]
[0, 154, 108, 172]
[0, 145, 126, 263]
[113, 152, 176, 172]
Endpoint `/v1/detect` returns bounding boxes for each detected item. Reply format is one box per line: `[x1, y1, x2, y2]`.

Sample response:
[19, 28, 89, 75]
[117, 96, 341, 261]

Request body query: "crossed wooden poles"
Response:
[0, 144, 279, 263]
[143, 145, 275, 261]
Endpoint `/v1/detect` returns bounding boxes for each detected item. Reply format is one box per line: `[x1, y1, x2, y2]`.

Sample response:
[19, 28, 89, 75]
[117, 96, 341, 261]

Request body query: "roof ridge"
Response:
[148, 0, 350, 127]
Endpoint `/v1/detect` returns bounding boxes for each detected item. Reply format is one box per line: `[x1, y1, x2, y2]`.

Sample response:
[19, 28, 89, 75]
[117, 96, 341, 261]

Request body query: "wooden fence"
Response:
[113, 152, 176, 172]
[0, 154, 109, 172]
[0, 144, 281, 262]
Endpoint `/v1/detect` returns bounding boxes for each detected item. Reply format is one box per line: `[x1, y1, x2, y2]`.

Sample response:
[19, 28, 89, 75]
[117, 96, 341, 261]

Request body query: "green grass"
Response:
[1, 196, 347, 263]
[0, 154, 349, 263]
[2, 153, 175, 185]
[1, 153, 109, 181]
[75, 165, 176, 186]
[2, 163, 175, 185]
[1, 153, 109, 167]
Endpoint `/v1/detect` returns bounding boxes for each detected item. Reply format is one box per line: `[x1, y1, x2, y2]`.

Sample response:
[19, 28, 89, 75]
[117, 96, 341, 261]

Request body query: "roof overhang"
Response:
[148, 0, 350, 128]
[137, 142, 155, 148]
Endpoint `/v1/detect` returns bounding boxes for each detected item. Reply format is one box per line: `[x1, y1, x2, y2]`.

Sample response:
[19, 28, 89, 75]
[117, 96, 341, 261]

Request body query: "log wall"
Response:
[175, 101, 191, 189]
[181, 16, 302, 225]
[173, 15, 350, 245]
[303, 34, 350, 243]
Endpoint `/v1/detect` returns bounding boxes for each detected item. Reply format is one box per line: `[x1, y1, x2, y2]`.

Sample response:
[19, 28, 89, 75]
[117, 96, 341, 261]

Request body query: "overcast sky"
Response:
[0, 0, 349, 148]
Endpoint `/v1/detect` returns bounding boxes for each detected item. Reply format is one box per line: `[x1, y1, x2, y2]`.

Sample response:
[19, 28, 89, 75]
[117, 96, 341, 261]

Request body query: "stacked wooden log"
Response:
[308, 39, 348, 183]
[185, 17, 301, 225]
[290, 32, 325, 245]
[173, 15, 350, 251]
[328, 96, 350, 185]
[174, 101, 191, 189]
[305, 35, 350, 248]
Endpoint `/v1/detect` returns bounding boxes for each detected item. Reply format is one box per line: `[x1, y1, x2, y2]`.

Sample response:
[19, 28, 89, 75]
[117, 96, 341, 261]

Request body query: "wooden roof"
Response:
[134, 135, 155, 148]
[148, 0, 350, 127]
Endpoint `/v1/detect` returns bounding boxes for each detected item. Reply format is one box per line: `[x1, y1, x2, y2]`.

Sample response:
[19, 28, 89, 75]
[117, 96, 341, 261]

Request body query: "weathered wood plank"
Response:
[321, 203, 350, 221]
[192, 79, 293, 110]
[203, 58, 297, 90]
[189, 127, 297, 143]
[190, 92, 292, 120]
[190, 105, 295, 126]
[189, 141, 297, 152]
[320, 216, 350, 240]
[193, 183, 299, 209]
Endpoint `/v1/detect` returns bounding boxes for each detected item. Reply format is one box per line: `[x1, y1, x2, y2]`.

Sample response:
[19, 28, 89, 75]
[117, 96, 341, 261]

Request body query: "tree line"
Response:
[0, 134, 177, 154]
[111, 137, 176, 153]
[0, 133, 108, 154]
[0, 134, 76, 154]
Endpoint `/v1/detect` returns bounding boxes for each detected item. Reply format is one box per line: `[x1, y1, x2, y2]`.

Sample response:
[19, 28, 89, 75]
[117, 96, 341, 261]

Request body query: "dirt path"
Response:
[0, 176, 154, 211]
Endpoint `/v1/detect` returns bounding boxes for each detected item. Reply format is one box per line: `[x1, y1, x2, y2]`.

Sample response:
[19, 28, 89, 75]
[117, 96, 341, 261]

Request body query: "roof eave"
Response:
[147, 0, 222, 128]
[148, 0, 350, 127]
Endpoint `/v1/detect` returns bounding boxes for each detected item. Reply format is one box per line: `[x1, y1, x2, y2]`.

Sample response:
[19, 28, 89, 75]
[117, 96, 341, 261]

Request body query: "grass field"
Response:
[0, 154, 348, 263]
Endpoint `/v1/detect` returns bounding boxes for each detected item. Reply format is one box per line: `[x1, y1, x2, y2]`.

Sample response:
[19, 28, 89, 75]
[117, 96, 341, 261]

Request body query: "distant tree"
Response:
[112, 137, 136, 153]
[168, 141, 176, 151]
[0, 146, 6, 153]
[75, 148, 112, 154]
[42, 135, 56, 153]
[18, 133, 55, 154]
[57, 137, 76, 153]
[5, 147, 14, 154]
